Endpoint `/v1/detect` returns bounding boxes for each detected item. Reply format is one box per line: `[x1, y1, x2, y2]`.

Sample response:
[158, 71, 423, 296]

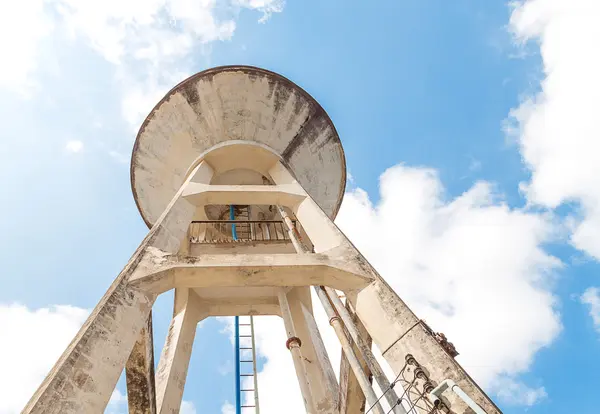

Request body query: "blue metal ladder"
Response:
[235, 316, 260, 414]
[231, 205, 260, 414]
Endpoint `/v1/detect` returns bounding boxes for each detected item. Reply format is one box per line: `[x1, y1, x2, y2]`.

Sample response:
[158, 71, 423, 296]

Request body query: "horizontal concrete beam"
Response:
[182, 183, 306, 207]
[199, 296, 281, 317]
[128, 251, 373, 294]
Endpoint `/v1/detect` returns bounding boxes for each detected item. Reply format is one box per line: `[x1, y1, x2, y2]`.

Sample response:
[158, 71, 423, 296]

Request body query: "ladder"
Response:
[235, 315, 260, 414]
[231, 205, 259, 413]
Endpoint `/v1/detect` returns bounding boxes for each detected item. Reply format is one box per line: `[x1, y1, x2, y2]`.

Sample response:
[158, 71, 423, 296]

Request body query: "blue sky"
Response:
[1, 1, 599, 413]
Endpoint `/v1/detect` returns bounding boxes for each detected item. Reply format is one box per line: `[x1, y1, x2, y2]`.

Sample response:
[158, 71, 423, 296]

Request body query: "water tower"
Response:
[23, 66, 501, 414]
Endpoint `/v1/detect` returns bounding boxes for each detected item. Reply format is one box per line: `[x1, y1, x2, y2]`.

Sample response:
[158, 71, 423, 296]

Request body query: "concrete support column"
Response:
[22, 283, 156, 414]
[269, 161, 501, 414]
[351, 280, 501, 414]
[277, 204, 339, 413]
[314, 287, 384, 414]
[155, 289, 204, 414]
[325, 287, 405, 414]
[337, 300, 372, 414]
[126, 312, 157, 414]
[287, 288, 339, 414]
[278, 289, 317, 414]
[22, 162, 207, 414]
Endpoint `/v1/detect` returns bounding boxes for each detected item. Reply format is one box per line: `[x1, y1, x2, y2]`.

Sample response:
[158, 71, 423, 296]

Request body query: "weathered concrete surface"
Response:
[351, 280, 502, 414]
[22, 163, 202, 414]
[339, 301, 371, 414]
[126, 313, 157, 414]
[190, 240, 296, 255]
[270, 161, 502, 414]
[155, 289, 205, 414]
[183, 183, 306, 207]
[278, 289, 317, 413]
[132, 66, 346, 228]
[287, 287, 338, 414]
[128, 251, 373, 294]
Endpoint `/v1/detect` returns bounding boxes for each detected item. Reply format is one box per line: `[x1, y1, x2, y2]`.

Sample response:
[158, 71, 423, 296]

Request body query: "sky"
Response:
[0, 0, 599, 413]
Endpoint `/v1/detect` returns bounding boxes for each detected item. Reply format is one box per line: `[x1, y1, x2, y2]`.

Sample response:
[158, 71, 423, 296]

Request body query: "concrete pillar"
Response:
[314, 287, 384, 414]
[275, 204, 339, 413]
[22, 162, 208, 414]
[287, 288, 339, 414]
[326, 287, 405, 414]
[278, 288, 316, 414]
[337, 301, 372, 414]
[269, 161, 501, 414]
[155, 288, 205, 414]
[126, 312, 157, 414]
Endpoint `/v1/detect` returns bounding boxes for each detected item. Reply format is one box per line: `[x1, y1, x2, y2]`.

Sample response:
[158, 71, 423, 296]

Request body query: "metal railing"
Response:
[189, 220, 295, 244]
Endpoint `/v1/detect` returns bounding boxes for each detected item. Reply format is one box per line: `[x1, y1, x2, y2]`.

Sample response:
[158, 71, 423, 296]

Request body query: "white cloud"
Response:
[235, 0, 285, 23]
[0, 0, 52, 95]
[507, 0, 600, 259]
[0, 303, 88, 414]
[3, 0, 283, 126]
[180, 400, 197, 414]
[581, 287, 600, 331]
[0, 0, 284, 126]
[221, 401, 235, 414]
[220, 165, 561, 411]
[336, 165, 561, 398]
[65, 140, 84, 153]
[490, 377, 547, 407]
[0, 302, 198, 414]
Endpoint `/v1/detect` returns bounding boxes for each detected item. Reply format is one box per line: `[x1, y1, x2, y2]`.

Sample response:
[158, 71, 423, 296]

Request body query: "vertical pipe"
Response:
[232, 206, 240, 414]
[277, 290, 316, 413]
[314, 287, 385, 414]
[230, 205, 238, 240]
[324, 287, 406, 414]
[235, 316, 241, 414]
[276, 206, 305, 253]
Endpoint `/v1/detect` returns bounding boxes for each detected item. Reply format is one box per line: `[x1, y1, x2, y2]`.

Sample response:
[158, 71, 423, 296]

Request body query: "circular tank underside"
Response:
[131, 65, 346, 228]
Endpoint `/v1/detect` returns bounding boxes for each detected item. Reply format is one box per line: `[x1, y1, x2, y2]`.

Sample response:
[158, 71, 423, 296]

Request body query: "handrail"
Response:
[188, 220, 296, 244]
[191, 220, 296, 224]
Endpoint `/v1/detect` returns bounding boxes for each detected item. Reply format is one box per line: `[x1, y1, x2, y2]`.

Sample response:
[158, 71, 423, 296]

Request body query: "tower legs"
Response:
[22, 283, 156, 414]
[126, 313, 157, 414]
[287, 288, 339, 414]
[155, 289, 205, 414]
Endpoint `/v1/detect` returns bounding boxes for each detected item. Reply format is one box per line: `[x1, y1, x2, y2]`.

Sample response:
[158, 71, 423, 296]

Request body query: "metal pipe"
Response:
[324, 287, 407, 414]
[230, 205, 238, 240]
[277, 206, 305, 253]
[277, 290, 316, 413]
[428, 379, 486, 414]
[234, 316, 241, 414]
[232, 206, 241, 414]
[314, 286, 385, 414]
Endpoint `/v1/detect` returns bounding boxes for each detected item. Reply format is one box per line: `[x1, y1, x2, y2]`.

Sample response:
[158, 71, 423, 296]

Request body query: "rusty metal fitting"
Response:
[329, 316, 340, 326]
[405, 353, 417, 365]
[414, 367, 428, 380]
[286, 336, 302, 350]
[423, 381, 434, 394]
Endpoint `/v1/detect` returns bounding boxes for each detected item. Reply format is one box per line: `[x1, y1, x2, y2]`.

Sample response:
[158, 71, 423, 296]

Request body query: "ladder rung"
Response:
[240, 347, 252, 349]
[240, 360, 254, 362]
[239, 323, 251, 326]
[241, 389, 255, 392]
[239, 335, 252, 337]
[240, 374, 254, 376]
[242, 405, 255, 408]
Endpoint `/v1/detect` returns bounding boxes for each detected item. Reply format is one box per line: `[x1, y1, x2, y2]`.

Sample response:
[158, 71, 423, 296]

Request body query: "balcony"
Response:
[188, 220, 298, 254]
